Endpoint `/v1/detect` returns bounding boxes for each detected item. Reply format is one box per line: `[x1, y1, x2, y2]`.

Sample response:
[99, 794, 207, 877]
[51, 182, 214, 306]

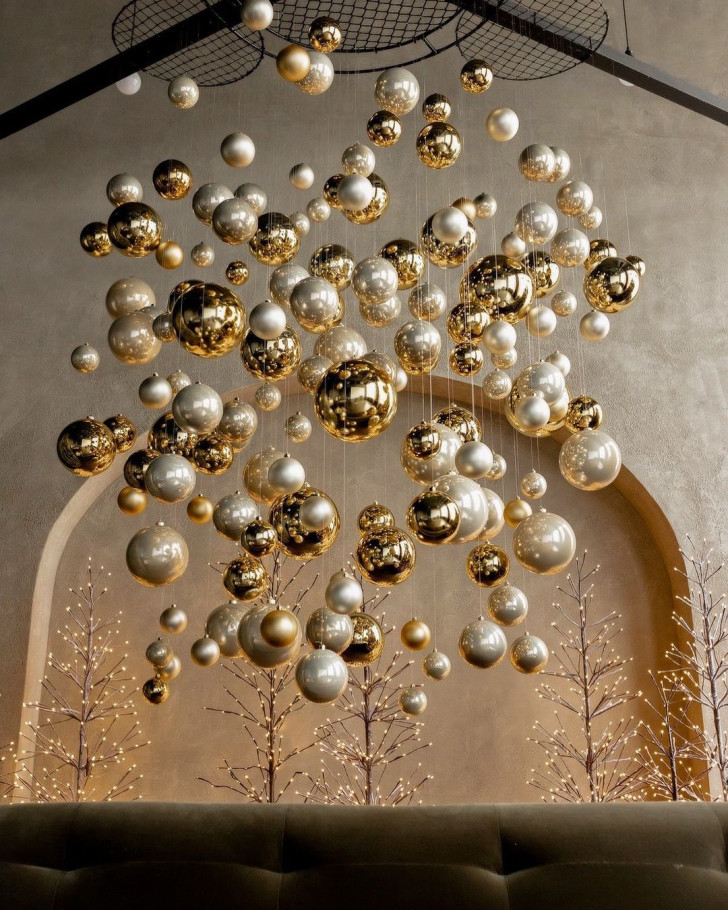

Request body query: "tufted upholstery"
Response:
[1, 802, 728, 909]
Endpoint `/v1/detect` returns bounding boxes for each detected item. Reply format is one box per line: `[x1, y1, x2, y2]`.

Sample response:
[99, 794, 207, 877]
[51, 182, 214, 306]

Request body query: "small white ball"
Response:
[551, 289, 578, 317]
[306, 197, 331, 222]
[268, 455, 306, 494]
[486, 107, 519, 141]
[501, 232, 526, 258]
[300, 494, 336, 532]
[526, 305, 557, 338]
[395, 367, 408, 391]
[455, 440, 493, 479]
[325, 571, 364, 615]
[482, 369, 512, 400]
[168, 75, 199, 109]
[337, 174, 375, 211]
[491, 348, 517, 369]
[221, 132, 256, 167]
[580, 310, 610, 341]
[483, 319, 517, 354]
[249, 300, 287, 339]
[255, 382, 282, 411]
[432, 206, 469, 244]
[139, 373, 173, 409]
[546, 350, 571, 376]
[71, 343, 100, 373]
[240, 0, 274, 30]
[341, 142, 376, 177]
[289, 163, 315, 190]
[474, 193, 497, 219]
[116, 73, 141, 95]
[514, 395, 550, 430]
[290, 211, 310, 237]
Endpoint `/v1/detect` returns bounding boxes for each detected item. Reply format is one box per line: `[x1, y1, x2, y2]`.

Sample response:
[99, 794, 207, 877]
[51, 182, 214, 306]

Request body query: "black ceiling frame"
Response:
[0, 0, 726, 140]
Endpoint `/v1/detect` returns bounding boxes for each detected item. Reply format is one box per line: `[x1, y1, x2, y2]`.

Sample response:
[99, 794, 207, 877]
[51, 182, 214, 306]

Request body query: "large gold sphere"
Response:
[523, 250, 561, 298]
[170, 280, 246, 358]
[466, 544, 510, 587]
[420, 214, 477, 268]
[187, 494, 214, 523]
[123, 448, 157, 490]
[107, 202, 163, 258]
[225, 260, 250, 286]
[415, 122, 462, 169]
[406, 489, 460, 545]
[153, 159, 193, 200]
[241, 327, 302, 381]
[400, 618, 431, 651]
[241, 518, 278, 557]
[276, 44, 311, 82]
[192, 433, 234, 474]
[434, 405, 481, 443]
[341, 613, 385, 667]
[117, 485, 148, 515]
[422, 93, 451, 122]
[583, 238, 618, 272]
[460, 255, 535, 323]
[80, 222, 111, 257]
[379, 238, 425, 290]
[460, 59, 493, 93]
[342, 174, 389, 225]
[565, 395, 603, 433]
[57, 418, 116, 477]
[309, 16, 342, 53]
[103, 414, 137, 453]
[367, 110, 402, 147]
[357, 502, 395, 535]
[309, 243, 354, 290]
[249, 213, 300, 266]
[314, 359, 397, 442]
[223, 554, 269, 601]
[446, 301, 491, 344]
[583, 256, 640, 313]
[356, 527, 416, 586]
[269, 486, 340, 559]
[449, 342, 484, 376]
[148, 412, 199, 459]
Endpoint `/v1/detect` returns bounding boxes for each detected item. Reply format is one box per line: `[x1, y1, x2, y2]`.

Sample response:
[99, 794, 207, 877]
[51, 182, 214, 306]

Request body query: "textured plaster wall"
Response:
[0, 0, 726, 794]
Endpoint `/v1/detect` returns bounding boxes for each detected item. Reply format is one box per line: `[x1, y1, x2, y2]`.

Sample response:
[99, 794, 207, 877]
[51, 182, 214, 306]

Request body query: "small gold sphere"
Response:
[260, 608, 299, 648]
[434, 405, 481, 443]
[276, 45, 311, 82]
[460, 254, 534, 323]
[223, 554, 269, 601]
[153, 159, 193, 200]
[422, 93, 451, 122]
[269, 486, 340, 560]
[447, 301, 490, 344]
[187, 494, 214, 524]
[466, 544, 510, 587]
[460, 59, 494, 93]
[504, 498, 533, 528]
[583, 256, 640, 313]
[57, 418, 116, 477]
[449, 342, 484, 376]
[123, 448, 158, 490]
[452, 197, 477, 221]
[626, 254, 646, 277]
[523, 250, 561, 298]
[80, 222, 111, 257]
[155, 240, 184, 270]
[225, 260, 250, 286]
[249, 213, 300, 266]
[241, 517, 278, 557]
[416, 122, 462, 169]
[241, 327, 302, 381]
[117, 485, 148, 516]
[341, 613, 385, 667]
[103, 414, 137, 453]
[308, 16, 342, 53]
[583, 238, 618, 272]
[367, 110, 402, 147]
[405, 422, 441, 459]
[314, 359, 397, 442]
[565, 395, 603, 433]
[400, 618, 431, 652]
[342, 173, 389, 225]
[148, 412, 199, 458]
[379, 238, 425, 290]
[108, 202, 163, 258]
[357, 503, 395, 536]
[309, 242, 354, 289]
[142, 677, 170, 705]
[406, 489, 460, 545]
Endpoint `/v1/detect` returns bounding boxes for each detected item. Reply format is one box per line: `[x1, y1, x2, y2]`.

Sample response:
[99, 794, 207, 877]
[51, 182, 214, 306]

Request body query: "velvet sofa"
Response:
[1, 802, 727, 909]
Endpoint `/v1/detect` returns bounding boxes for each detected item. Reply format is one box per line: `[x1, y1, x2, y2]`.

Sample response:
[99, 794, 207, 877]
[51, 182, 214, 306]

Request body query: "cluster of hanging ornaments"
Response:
[63, 6, 645, 708]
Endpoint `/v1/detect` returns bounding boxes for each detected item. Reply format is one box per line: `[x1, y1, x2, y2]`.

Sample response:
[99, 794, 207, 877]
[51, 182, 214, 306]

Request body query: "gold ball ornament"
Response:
[379, 238, 425, 290]
[401, 618, 431, 652]
[405, 421, 441, 459]
[416, 122, 462, 169]
[309, 243, 354, 290]
[356, 527, 416, 587]
[142, 677, 170, 705]
[268, 486, 340, 559]
[449, 342, 484, 376]
[565, 395, 603, 433]
[367, 110, 402, 147]
[422, 93, 451, 121]
[223, 554, 269, 601]
[276, 44, 311, 82]
[241, 517, 278, 557]
[241, 327, 301, 381]
[249, 212, 300, 266]
[123, 448, 157, 490]
[117, 485, 148, 515]
[191, 242, 215, 268]
[518, 143, 557, 181]
[314, 359, 397, 442]
[57, 418, 116, 477]
[583, 256, 640, 313]
[451, 197, 476, 221]
[394, 320, 441, 375]
[298, 354, 333, 393]
[255, 382, 282, 411]
[423, 649, 451, 680]
[107, 202, 163, 258]
[308, 16, 342, 52]
[192, 433, 235, 475]
[460, 59, 493, 93]
[80, 222, 111, 257]
[626, 254, 646, 277]
[434, 405, 481, 443]
[225, 260, 249, 286]
[504, 498, 533, 528]
[155, 240, 184, 269]
[510, 633, 549, 674]
[466, 544, 510, 587]
[260, 608, 300, 648]
[342, 173, 389, 225]
[323, 173, 343, 209]
[460, 255, 534, 323]
[148, 412, 199, 459]
[238, 603, 302, 668]
[158, 655, 182, 681]
[153, 159, 193, 200]
[243, 447, 284, 503]
[171, 281, 246, 358]
[583, 238, 618, 272]
[187, 494, 214, 523]
[447, 301, 491, 344]
[340, 613, 385, 667]
[420, 214, 477, 269]
[126, 520, 189, 587]
[71, 342, 100, 373]
[107, 312, 161, 365]
[406, 489, 461, 545]
[103, 414, 137, 453]
[523, 250, 561, 298]
[357, 502, 395, 536]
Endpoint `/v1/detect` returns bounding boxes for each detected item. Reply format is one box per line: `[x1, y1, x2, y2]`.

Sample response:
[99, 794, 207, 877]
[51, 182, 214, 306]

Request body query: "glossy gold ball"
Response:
[452, 197, 478, 221]
[504, 498, 533, 528]
[406, 489, 460, 545]
[241, 327, 302, 381]
[148, 412, 199, 459]
[340, 612, 384, 667]
[276, 44, 311, 82]
[57, 418, 116, 477]
[155, 240, 184, 270]
[80, 222, 111, 257]
[565, 395, 603, 433]
[405, 422, 441, 459]
[434, 405, 481, 443]
[225, 260, 249, 286]
[192, 433, 234, 474]
[449, 342, 484, 376]
[268, 486, 340, 559]
[309, 243, 354, 290]
[103, 414, 137, 452]
[107, 202, 163, 258]
[460, 59, 493, 93]
[583, 238, 617, 272]
[117, 485, 148, 515]
[187, 494, 214, 523]
[460, 255, 535, 323]
[241, 517, 278, 557]
[356, 527, 416, 586]
[416, 122, 462, 169]
[142, 677, 170, 705]
[523, 250, 561, 298]
[379, 238, 425, 290]
[223, 554, 269, 601]
[260, 609, 300, 647]
[400, 618, 431, 651]
[153, 159, 192, 200]
[123, 448, 157, 490]
[171, 281, 246, 358]
[249, 212, 300, 266]
[357, 502, 395, 535]
[308, 15, 342, 52]
[420, 214, 477, 269]
[322, 173, 343, 209]
[466, 544, 510, 587]
[367, 110, 402, 147]
[446, 301, 490, 344]
[342, 173, 389, 225]
[626, 254, 646, 277]
[422, 93, 451, 122]
[583, 256, 640, 313]
[315, 359, 397, 442]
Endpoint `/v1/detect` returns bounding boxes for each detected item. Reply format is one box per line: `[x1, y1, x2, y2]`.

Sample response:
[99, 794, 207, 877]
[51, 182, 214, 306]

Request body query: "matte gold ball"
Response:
[309, 243, 354, 289]
[171, 281, 246, 358]
[379, 238, 425, 290]
[57, 418, 116, 477]
[452, 197, 478, 221]
[80, 222, 111, 257]
[416, 122, 462, 169]
[460, 255, 534, 323]
[357, 502, 395, 536]
[466, 544, 510, 587]
[315, 359, 397, 442]
[241, 517, 278, 557]
[268, 486, 340, 559]
[460, 59, 493, 93]
[422, 93, 451, 122]
[192, 434, 235, 475]
[249, 212, 300, 266]
[142, 677, 170, 705]
[153, 159, 193, 200]
[260, 608, 300, 647]
[155, 240, 184, 269]
[241, 327, 301, 381]
[223, 554, 269, 601]
[367, 110, 402, 147]
[225, 260, 250, 285]
[341, 612, 385, 667]
[276, 45, 311, 82]
[103, 414, 137, 452]
[308, 16, 342, 53]
[565, 395, 603, 433]
[583, 256, 640, 313]
[400, 618, 431, 651]
[504, 497, 533, 528]
[117, 485, 148, 515]
[107, 202, 163, 258]
[356, 527, 416, 586]
[187, 494, 214, 523]
[434, 405, 481, 443]
[406, 489, 461, 545]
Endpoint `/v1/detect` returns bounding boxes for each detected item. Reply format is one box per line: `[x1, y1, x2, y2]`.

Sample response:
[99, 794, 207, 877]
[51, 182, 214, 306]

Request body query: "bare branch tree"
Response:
[529, 553, 641, 802]
[15, 560, 147, 802]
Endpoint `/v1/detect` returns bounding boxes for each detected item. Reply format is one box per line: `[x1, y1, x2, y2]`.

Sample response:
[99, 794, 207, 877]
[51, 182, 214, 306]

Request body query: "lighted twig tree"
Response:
[15, 561, 147, 802]
[200, 553, 318, 803]
[302, 569, 432, 806]
[529, 553, 641, 802]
